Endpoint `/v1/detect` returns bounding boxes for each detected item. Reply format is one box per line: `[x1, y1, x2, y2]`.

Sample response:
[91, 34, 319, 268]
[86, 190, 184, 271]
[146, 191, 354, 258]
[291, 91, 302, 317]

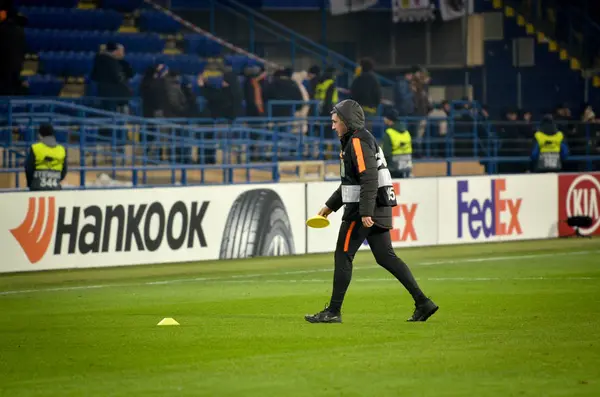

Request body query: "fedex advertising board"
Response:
[306, 179, 438, 254]
[437, 174, 558, 244]
[1, 184, 306, 273]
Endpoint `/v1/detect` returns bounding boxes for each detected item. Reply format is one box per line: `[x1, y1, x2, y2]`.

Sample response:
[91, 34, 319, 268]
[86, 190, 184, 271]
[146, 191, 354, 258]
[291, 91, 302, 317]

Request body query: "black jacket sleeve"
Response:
[351, 136, 378, 217]
[325, 185, 343, 211]
[25, 147, 34, 188]
[61, 150, 68, 181]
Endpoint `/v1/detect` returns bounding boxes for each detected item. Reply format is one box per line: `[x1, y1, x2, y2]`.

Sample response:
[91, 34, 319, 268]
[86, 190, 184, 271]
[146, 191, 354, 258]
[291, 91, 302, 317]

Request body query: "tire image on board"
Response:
[219, 189, 295, 259]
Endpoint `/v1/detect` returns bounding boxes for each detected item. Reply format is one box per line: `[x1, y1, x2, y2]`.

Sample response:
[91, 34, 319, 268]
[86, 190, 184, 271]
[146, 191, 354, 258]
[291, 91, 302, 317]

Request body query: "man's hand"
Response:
[362, 216, 374, 228]
[318, 206, 332, 218]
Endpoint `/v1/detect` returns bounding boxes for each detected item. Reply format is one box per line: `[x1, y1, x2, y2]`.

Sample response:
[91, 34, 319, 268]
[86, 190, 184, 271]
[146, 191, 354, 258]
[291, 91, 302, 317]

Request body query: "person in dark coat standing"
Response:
[199, 65, 243, 120]
[350, 58, 382, 117]
[90, 42, 133, 112]
[0, 0, 26, 96]
[264, 68, 303, 118]
[304, 99, 438, 324]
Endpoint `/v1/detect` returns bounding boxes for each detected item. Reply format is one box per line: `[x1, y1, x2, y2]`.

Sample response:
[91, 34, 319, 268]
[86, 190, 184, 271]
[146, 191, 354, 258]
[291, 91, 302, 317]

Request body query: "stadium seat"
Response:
[25, 30, 165, 53]
[19, 7, 123, 31]
[38, 51, 95, 76]
[155, 54, 207, 75]
[184, 34, 223, 57]
[138, 10, 181, 34]
[224, 55, 261, 74]
[14, 0, 78, 7]
[38, 52, 208, 77]
[25, 75, 64, 96]
[99, 0, 144, 12]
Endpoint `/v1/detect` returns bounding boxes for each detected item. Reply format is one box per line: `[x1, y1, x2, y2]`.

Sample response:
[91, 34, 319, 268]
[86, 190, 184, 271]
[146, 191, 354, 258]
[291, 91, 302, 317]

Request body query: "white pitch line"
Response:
[0, 250, 598, 296]
[418, 250, 597, 266]
[203, 276, 597, 284]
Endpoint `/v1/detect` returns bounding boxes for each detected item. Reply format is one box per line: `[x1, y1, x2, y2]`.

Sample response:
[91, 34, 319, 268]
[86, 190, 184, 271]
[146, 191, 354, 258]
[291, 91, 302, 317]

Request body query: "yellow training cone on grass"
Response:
[157, 318, 180, 326]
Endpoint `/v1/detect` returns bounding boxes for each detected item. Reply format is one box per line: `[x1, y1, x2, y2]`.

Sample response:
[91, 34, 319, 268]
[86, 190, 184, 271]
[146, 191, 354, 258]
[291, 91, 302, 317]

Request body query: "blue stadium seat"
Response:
[124, 53, 157, 74]
[19, 7, 123, 31]
[138, 10, 181, 34]
[14, 0, 78, 7]
[99, 0, 143, 12]
[39, 52, 208, 77]
[224, 55, 261, 74]
[155, 54, 207, 75]
[171, 0, 211, 9]
[262, 0, 320, 9]
[25, 30, 165, 53]
[184, 34, 223, 57]
[38, 51, 95, 76]
[26, 75, 64, 96]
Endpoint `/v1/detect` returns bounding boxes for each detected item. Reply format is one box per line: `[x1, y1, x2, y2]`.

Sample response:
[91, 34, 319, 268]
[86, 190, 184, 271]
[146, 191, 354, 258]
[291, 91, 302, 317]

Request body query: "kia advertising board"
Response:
[437, 174, 558, 244]
[558, 173, 600, 237]
[1, 184, 306, 273]
[306, 179, 438, 254]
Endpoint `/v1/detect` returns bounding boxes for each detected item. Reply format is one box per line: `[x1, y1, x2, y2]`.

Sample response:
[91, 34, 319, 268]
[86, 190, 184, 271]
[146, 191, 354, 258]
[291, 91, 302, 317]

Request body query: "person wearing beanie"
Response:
[25, 124, 67, 191]
[305, 99, 438, 324]
[382, 107, 413, 178]
[531, 114, 568, 172]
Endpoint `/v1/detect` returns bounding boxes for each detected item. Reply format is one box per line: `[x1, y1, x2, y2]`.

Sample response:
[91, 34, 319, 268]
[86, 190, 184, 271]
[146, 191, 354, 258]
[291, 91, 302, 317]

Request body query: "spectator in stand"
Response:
[243, 65, 266, 117]
[496, 108, 522, 174]
[394, 66, 417, 117]
[554, 103, 575, 136]
[519, 109, 535, 138]
[291, 71, 310, 135]
[427, 103, 448, 158]
[199, 63, 242, 120]
[140, 64, 167, 161]
[242, 65, 266, 162]
[412, 67, 431, 154]
[350, 58, 382, 117]
[572, 103, 599, 171]
[314, 66, 338, 117]
[306, 65, 321, 100]
[264, 68, 303, 118]
[0, 0, 26, 96]
[90, 42, 133, 113]
[161, 70, 192, 163]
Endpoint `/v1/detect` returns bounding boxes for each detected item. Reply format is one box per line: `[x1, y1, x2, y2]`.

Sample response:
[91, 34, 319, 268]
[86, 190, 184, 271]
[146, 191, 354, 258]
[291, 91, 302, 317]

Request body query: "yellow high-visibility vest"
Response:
[534, 130, 564, 171]
[30, 141, 66, 190]
[314, 79, 339, 104]
[386, 128, 412, 155]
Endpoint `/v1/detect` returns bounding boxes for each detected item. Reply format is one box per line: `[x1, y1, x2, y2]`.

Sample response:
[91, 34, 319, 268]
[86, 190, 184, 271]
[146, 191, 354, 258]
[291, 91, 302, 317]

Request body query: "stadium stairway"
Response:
[490, 0, 600, 111]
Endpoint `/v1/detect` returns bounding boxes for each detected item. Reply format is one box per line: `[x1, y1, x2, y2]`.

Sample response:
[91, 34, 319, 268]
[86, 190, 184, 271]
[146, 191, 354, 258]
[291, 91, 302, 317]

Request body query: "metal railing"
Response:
[1, 99, 599, 191]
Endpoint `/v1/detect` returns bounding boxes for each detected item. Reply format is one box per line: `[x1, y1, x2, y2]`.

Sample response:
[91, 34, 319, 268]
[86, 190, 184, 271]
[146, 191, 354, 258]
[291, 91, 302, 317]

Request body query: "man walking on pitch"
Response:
[305, 99, 438, 324]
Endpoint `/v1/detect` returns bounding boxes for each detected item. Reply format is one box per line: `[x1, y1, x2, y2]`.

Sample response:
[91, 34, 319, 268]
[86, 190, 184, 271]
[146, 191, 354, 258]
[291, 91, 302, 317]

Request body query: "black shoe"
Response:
[304, 307, 342, 324]
[407, 299, 438, 322]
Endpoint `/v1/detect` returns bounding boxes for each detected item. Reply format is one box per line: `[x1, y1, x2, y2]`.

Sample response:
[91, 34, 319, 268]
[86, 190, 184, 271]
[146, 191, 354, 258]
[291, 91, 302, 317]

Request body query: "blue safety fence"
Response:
[1, 98, 599, 191]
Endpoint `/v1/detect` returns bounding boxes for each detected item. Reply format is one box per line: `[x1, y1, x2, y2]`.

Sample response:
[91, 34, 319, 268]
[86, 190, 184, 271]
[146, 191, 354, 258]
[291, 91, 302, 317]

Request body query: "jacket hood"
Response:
[332, 99, 365, 132]
[539, 116, 557, 135]
[41, 135, 57, 148]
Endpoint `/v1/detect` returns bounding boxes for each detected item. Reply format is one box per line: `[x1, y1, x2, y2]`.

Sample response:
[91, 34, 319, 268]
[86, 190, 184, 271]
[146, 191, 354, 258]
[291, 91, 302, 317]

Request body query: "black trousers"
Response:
[328, 220, 426, 312]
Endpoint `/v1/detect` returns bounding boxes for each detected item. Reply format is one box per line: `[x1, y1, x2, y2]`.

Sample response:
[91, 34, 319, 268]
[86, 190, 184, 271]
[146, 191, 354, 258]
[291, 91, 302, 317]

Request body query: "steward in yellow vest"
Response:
[314, 67, 338, 117]
[382, 108, 412, 178]
[25, 124, 67, 191]
[531, 115, 568, 172]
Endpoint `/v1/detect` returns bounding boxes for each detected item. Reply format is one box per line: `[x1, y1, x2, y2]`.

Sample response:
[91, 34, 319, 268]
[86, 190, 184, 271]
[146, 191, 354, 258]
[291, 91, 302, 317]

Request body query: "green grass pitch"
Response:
[1, 239, 600, 396]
